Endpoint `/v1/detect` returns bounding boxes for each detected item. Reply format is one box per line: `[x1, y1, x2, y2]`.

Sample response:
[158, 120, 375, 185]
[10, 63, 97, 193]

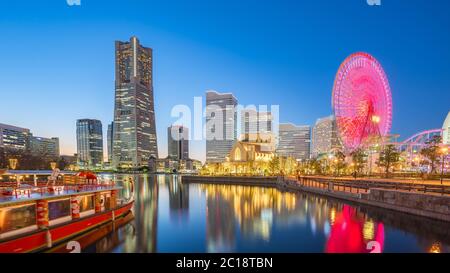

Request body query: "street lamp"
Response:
[8, 158, 18, 170]
[440, 146, 449, 185]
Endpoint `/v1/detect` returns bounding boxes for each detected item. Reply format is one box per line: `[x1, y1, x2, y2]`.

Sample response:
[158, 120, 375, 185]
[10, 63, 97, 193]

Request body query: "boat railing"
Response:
[0, 183, 118, 199]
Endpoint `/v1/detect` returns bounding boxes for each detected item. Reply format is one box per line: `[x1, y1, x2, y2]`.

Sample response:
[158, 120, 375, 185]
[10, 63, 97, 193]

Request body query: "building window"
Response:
[235, 148, 242, 161]
[79, 195, 94, 212]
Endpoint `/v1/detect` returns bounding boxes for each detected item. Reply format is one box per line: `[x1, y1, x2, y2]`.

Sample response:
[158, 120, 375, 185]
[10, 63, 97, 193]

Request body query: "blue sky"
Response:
[0, 0, 449, 162]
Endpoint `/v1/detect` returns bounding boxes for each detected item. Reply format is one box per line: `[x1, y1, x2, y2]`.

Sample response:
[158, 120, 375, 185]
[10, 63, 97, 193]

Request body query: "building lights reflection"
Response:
[429, 242, 441, 253]
[200, 184, 299, 244]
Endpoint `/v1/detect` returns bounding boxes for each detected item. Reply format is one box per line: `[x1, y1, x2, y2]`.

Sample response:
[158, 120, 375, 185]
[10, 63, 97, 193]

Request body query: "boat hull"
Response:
[0, 201, 134, 253]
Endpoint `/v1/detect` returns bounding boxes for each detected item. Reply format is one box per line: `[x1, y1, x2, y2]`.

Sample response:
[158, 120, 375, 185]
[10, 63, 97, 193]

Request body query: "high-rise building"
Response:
[30, 136, 60, 158]
[0, 123, 31, 151]
[76, 119, 104, 168]
[443, 111, 450, 145]
[113, 36, 158, 168]
[107, 122, 114, 163]
[241, 109, 272, 137]
[240, 109, 275, 152]
[276, 123, 311, 161]
[311, 115, 341, 158]
[168, 125, 189, 160]
[206, 90, 238, 163]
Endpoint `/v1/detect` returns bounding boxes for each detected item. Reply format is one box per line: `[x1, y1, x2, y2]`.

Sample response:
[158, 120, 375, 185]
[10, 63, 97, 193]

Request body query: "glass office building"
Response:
[277, 123, 311, 161]
[113, 36, 158, 168]
[76, 119, 104, 168]
[205, 90, 238, 163]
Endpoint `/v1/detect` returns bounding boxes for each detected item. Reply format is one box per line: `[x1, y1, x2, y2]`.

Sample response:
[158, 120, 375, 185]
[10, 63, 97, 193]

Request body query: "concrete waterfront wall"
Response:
[364, 189, 450, 222]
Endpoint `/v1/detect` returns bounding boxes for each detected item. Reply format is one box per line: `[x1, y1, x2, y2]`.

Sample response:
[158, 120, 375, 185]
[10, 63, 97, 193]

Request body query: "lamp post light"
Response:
[8, 158, 18, 170]
[440, 146, 449, 185]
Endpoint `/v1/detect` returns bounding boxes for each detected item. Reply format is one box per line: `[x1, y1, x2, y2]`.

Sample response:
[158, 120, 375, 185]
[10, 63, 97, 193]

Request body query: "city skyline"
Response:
[0, 1, 449, 163]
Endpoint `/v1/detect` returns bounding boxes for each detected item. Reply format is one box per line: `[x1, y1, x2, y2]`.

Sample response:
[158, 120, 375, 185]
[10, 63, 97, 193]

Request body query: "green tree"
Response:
[420, 135, 442, 174]
[268, 156, 280, 176]
[351, 148, 367, 177]
[377, 144, 400, 178]
[333, 151, 346, 176]
[0, 147, 6, 169]
[58, 157, 68, 170]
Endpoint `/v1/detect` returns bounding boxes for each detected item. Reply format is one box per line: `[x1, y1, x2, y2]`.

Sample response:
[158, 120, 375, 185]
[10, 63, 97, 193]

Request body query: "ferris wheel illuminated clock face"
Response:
[332, 52, 393, 153]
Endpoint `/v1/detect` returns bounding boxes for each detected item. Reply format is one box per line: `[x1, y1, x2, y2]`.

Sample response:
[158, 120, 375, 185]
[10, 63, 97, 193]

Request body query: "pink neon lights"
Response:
[332, 52, 393, 153]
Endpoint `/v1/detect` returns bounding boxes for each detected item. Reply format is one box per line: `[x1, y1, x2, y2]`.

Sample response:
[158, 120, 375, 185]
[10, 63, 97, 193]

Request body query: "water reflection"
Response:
[325, 205, 384, 253]
[79, 174, 450, 253]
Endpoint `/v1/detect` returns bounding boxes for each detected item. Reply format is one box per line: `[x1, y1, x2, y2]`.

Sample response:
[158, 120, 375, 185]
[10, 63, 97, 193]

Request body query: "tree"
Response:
[333, 150, 346, 176]
[58, 157, 68, 170]
[351, 148, 367, 177]
[377, 144, 400, 178]
[420, 135, 442, 174]
[268, 156, 280, 176]
[0, 147, 6, 169]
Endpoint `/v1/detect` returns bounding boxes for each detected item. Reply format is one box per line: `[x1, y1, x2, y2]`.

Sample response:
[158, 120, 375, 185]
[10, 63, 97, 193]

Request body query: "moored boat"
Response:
[0, 172, 134, 253]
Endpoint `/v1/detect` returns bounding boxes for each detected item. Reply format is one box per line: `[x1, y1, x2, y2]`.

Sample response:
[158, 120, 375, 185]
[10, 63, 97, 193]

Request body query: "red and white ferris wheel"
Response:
[332, 52, 393, 153]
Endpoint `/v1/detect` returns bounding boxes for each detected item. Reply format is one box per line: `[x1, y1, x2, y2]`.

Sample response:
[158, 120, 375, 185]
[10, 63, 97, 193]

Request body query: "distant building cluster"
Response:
[203, 90, 342, 166]
[0, 123, 60, 159]
[2, 36, 448, 173]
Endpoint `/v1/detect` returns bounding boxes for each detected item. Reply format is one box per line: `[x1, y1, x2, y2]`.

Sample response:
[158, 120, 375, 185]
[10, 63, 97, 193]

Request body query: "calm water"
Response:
[81, 174, 450, 253]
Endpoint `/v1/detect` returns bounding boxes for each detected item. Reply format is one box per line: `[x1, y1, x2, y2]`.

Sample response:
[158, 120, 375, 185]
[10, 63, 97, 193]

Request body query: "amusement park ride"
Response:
[332, 52, 393, 154]
[331, 52, 448, 172]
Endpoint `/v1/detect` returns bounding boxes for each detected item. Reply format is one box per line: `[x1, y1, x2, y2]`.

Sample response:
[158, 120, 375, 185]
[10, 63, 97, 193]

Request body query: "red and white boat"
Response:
[0, 172, 134, 253]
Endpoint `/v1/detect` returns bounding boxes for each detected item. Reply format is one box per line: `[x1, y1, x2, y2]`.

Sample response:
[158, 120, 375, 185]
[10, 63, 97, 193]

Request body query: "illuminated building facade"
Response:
[76, 119, 104, 168]
[0, 123, 31, 151]
[240, 109, 275, 152]
[276, 123, 311, 161]
[443, 111, 450, 145]
[220, 141, 275, 174]
[107, 122, 114, 163]
[30, 136, 60, 158]
[206, 90, 238, 163]
[168, 125, 189, 160]
[311, 116, 341, 158]
[113, 36, 158, 168]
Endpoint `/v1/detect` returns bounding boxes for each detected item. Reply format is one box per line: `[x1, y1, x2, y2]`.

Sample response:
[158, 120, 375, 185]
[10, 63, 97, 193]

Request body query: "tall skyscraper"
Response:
[277, 123, 311, 161]
[76, 119, 104, 168]
[240, 109, 275, 151]
[0, 123, 31, 151]
[113, 36, 158, 168]
[30, 136, 60, 158]
[107, 122, 114, 163]
[168, 125, 189, 160]
[241, 109, 273, 138]
[443, 111, 450, 145]
[206, 90, 238, 163]
[311, 115, 341, 158]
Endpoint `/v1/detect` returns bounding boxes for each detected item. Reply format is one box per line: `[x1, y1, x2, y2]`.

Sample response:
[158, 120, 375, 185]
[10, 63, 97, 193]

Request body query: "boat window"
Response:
[104, 195, 111, 211]
[79, 195, 94, 212]
[0, 204, 36, 234]
[49, 199, 71, 220]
